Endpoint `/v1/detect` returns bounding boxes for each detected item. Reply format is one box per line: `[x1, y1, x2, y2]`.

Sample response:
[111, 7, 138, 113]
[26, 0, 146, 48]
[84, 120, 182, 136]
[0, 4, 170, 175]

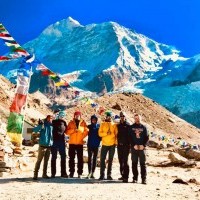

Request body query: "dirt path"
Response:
[0, 149, 200, 200]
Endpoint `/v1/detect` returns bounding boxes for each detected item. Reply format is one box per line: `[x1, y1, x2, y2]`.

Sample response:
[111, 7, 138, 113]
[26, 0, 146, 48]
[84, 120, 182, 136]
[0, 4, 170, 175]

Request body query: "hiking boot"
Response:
[123, 178, 128, 183]
[78, 174, 82, 178]
[69, 173, 74, 178]
[118, 176, 123, 180]
[61, 174, 68, 178]
[42, 174, 50, 179]
[132, 179, 137, 183]
[33, 173, 38, 180]
[33, 176, 38, 180]
[107, 176, 113, 180]
[90, 173, 95, 179]
[98, 175, 105, 180]
[142, 179, 147, 184]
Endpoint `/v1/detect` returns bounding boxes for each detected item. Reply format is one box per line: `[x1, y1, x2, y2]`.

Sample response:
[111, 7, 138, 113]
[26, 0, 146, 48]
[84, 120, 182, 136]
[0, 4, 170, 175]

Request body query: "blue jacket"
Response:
[87, 123, 101, 148]
[33, 120, 53, 147]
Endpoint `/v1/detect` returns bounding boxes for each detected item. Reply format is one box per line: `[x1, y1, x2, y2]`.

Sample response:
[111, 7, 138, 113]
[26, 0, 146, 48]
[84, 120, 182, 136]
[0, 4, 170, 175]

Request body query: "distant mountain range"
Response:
[0, 17, 200, 127]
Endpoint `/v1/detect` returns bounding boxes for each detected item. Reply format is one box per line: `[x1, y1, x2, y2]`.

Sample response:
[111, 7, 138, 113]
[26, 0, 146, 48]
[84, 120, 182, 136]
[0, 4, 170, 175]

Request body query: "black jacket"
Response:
[117, 121, 130, 145]
[129, 123, 149, 146]
[52, 119, 67, 142]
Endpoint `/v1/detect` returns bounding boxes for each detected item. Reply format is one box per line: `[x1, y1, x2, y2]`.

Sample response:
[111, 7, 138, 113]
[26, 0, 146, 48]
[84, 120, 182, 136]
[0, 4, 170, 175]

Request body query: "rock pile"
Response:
[0, 120, 37, 177]
[0, 121, 13, 177]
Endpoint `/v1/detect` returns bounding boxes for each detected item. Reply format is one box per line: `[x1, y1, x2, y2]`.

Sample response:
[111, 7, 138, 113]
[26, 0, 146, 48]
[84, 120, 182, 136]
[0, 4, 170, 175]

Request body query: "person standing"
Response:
[87, 115, 101, 179]
[33, 115, 53, 180]
[98, 112, 117, 180]
[51, 111, 68, 178]
[66, 111, 88, 178]
[129, 113, 149, 184]
[116, 111, 130, 183]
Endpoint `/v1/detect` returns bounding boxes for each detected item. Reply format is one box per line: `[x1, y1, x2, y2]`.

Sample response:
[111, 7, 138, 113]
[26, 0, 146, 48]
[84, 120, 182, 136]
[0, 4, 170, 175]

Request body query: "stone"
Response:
[167, 143, 175, 148]
[188, 179, 198, 184]
[182, 161, 196, 168]
[147, 140, 159, 148]
[168, 117, 176, 123]
[0, 167, 10, 172]
[13, 149, 22, 155]
[176, 148, 200, 161]
[111, 103, 122, 110]
[185, 149, 200, 161]
[168, 152, 188, 164]
[0, 161, 6, 167]
[18, 157, 34, 171]
[0, 172, 10, 177]
[4, 146, 13, 154]
[172, 178, 188, 185]
[157, 143, 167, 149]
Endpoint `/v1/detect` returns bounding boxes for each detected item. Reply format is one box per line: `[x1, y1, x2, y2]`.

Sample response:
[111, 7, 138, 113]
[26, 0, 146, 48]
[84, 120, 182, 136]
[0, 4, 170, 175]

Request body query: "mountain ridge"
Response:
[0, 17, 200, 127]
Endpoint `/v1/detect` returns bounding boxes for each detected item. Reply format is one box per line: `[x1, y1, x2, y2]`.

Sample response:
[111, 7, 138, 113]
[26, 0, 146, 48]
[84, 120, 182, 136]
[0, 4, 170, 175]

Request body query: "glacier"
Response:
[0, 17, 200, 127]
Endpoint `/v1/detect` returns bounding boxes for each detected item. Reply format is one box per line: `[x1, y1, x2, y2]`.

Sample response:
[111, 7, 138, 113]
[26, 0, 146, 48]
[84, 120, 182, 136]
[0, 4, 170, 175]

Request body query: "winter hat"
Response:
[58, 111, 66, 118]
[105, 111, 112, 117]
[119, 111, 125, 117]
[74, 111, 81, 117]
[91, 114, 98, 121]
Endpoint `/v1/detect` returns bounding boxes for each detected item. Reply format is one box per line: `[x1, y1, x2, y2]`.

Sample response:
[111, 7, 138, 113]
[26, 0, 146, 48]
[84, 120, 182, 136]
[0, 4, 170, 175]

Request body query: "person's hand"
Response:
[107, 130, 111, 135]
[134, 145, 139, 150]
[139, 145, 145, 150]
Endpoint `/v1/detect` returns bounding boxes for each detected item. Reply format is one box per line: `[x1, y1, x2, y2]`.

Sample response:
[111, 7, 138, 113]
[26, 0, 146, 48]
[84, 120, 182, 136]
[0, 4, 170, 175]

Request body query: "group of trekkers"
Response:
[33, 110, 149, 184]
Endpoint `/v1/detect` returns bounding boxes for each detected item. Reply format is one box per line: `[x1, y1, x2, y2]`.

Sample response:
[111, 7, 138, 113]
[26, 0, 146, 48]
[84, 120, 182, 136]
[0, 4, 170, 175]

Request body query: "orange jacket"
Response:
[66, 119, 88, 145]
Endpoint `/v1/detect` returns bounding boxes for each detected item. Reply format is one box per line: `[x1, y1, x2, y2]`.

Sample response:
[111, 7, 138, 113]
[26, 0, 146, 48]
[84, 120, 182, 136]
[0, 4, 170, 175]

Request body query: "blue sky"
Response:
[0, 0, 199, 57]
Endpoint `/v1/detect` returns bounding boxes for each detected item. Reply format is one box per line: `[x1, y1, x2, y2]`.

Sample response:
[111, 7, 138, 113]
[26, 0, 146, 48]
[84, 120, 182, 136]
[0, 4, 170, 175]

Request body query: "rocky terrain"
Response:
[0, 75, 200, 199]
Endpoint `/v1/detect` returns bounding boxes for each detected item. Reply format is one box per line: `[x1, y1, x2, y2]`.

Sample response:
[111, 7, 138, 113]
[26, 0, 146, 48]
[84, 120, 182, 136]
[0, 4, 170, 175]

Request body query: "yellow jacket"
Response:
[98, 121, 117, 146]
[66, 119, 88, 145]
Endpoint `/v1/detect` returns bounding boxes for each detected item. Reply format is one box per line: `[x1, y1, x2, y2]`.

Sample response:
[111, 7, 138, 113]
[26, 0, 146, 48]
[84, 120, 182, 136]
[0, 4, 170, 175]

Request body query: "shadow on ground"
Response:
[0, 177, 123, 184]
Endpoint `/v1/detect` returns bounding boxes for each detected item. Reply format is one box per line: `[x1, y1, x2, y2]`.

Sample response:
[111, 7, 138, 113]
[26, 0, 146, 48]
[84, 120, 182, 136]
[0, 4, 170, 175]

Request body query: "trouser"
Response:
[69, 144, 83, 175]
[131, 148, 147, 181]
[100, 145, 115, 177]
[34, 146, 51, 176]
[51, 141, 67, 176]
[87, 147, 99, 173]
[117, 144, 130, 179]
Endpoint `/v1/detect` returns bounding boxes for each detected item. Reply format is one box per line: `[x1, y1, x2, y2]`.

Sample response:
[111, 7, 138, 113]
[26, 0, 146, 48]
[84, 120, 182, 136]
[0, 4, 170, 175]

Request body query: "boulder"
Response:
[0, 172, 10, 177]
[0, 167, 10, 172]
[147, 140, 159, 148]
[157, 143, 167, 149]
[168, 152, 188, 164]
[182, 161, 196, 168]
[185, 149, 200, 161]
[176, 148, 200, 161]
[0, 161, 6, 168]
[173, 178, 188, 185]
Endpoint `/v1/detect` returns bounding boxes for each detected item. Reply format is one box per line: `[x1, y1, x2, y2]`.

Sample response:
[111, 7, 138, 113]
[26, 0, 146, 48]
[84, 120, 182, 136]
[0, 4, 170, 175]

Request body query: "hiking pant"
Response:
[34, 146, 51, 176]
[117, 144, 130, 179]
[69, 144, 83, 175]
[51, 141, 67, 176]
[131, 148, 147, 181]
[100, 145, 115, 177]
[88, 147, 99, 173]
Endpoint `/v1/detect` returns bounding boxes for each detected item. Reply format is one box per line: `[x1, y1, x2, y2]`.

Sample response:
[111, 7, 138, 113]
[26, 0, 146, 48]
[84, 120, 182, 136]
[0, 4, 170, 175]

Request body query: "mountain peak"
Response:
[65, 16, 82, 27]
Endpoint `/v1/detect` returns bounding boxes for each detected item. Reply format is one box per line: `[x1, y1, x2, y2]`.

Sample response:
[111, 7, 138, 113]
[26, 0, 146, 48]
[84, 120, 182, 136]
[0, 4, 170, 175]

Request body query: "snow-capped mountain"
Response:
[0, 17, 200, 127]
